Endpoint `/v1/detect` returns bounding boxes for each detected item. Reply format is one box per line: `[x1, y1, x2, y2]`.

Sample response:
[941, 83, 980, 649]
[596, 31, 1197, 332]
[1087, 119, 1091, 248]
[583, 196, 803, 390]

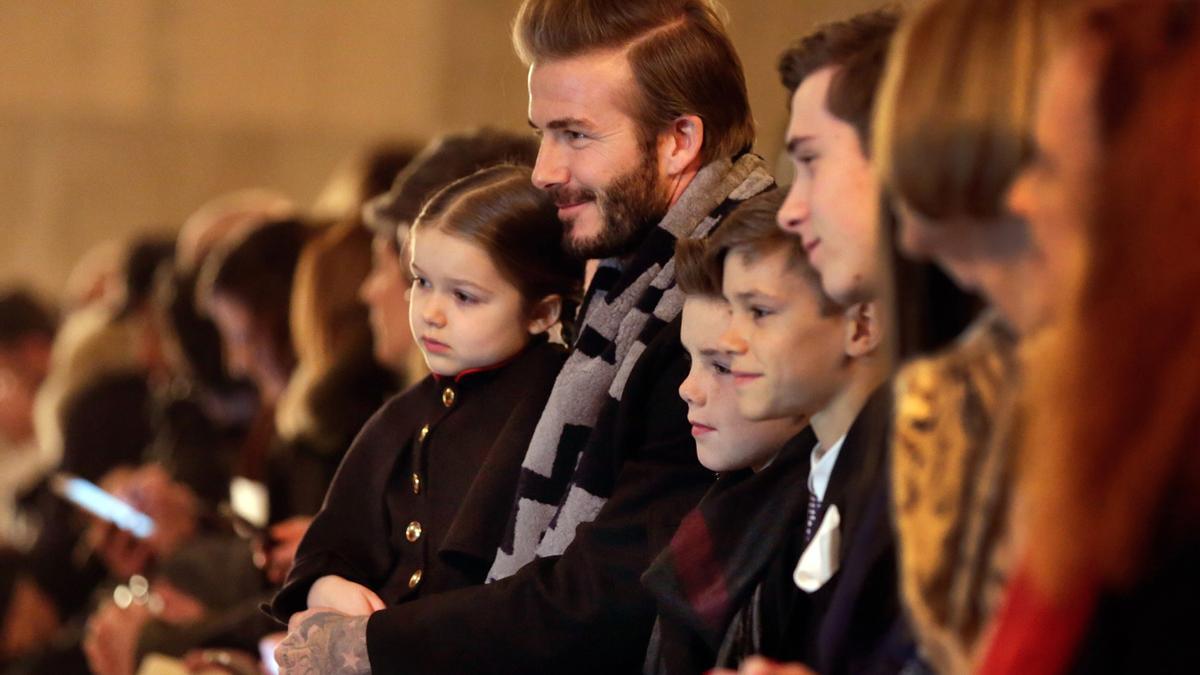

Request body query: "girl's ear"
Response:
[526, 294, 562, 335]
[843, 301, 883, 359]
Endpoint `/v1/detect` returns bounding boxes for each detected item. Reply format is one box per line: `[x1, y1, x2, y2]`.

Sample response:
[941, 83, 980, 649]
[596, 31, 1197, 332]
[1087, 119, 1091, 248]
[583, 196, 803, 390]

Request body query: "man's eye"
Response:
[751, 306, 773, 320]
[565, 130, 587, 142]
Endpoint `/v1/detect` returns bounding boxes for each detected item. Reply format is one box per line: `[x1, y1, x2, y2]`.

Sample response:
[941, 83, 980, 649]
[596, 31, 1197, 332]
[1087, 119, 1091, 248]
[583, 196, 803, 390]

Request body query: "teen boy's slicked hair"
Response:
[778, 8, 901, 149]
[514, 0, 755, 165]
[675, 190, 841, 315]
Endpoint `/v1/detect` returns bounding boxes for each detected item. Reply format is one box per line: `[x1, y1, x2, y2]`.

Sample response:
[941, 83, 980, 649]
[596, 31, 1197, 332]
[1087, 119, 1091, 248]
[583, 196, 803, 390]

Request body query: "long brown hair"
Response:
[277, 221, 378, 442]
[1023, 0, 1200, 593]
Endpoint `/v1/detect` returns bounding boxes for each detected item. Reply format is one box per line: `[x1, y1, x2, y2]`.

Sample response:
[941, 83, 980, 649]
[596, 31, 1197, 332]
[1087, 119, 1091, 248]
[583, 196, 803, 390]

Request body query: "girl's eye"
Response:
[412, 276, 431, 290]
[750, 306, 773, 320]
[711, 361, 732, 376]
[453, 290, 478, 304]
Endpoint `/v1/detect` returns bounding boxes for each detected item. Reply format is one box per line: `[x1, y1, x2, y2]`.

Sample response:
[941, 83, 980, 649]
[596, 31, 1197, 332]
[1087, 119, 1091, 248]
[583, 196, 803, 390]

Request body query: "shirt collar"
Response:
[808, 433, 847, 502]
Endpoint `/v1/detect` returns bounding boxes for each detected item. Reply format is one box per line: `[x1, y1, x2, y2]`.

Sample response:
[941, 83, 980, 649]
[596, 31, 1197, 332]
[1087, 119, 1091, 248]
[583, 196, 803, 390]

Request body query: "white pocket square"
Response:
[792, 504, 841, 593]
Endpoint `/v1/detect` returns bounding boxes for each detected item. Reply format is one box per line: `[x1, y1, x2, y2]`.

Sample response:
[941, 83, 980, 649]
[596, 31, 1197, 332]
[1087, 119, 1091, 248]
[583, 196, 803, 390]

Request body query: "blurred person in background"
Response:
[78, 217, 311, 675]
[196, 217, 311, 515]
[265, 221, 394, 583]
[979, 1, 1200, 672]
[0, 289, 56, 550]
[870, 0, 1053, 670]
[175, 189, 295, 276]
[309, 143, 415, 224]
[260, 142, 417, 586]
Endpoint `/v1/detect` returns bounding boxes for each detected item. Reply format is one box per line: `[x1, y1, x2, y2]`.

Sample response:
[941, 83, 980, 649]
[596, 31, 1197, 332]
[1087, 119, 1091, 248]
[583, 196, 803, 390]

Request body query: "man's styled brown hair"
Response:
[675, 190, 840, 314]
[513, 0, 754, 165]
[778, 8, 901, 149]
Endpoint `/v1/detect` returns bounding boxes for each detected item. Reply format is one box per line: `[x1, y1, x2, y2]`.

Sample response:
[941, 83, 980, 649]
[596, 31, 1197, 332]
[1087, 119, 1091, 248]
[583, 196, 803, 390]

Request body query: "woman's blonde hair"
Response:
[873, 0, 1044, 221]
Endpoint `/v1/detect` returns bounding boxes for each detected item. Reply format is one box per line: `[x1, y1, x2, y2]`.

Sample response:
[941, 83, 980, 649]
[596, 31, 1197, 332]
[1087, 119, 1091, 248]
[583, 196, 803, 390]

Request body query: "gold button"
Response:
[408, 569, 422, 588]
[442, 387, 455, 407]
[411, 472, 421, 495]
[405, 521, 423, 543]
[418, 424, 429, 442]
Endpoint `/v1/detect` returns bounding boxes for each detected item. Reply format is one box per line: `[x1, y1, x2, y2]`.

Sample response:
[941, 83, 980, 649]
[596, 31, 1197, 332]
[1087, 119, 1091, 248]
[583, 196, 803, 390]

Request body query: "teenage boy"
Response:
[644, 190, 906, 674]
[776, 10, 898, 307]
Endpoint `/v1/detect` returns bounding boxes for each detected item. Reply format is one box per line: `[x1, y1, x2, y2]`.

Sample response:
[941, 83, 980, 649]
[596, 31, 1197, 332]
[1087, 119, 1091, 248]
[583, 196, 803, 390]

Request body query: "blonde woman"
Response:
[871, 0, 1056, 670]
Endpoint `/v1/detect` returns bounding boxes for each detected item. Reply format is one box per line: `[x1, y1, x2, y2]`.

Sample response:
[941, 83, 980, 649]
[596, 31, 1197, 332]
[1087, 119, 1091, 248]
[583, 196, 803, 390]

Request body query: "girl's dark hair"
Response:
[413, 165, 584, 337]
[196, 218, 311, 374]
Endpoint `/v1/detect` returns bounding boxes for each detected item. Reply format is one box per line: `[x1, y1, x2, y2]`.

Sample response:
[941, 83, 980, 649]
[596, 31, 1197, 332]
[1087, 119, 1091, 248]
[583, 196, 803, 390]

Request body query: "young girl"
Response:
[270, 164, 582, 620]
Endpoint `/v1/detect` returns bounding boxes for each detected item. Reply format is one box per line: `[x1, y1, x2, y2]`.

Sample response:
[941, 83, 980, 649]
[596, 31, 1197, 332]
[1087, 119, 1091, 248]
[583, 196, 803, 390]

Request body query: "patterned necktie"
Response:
[805, 488, 822, 543]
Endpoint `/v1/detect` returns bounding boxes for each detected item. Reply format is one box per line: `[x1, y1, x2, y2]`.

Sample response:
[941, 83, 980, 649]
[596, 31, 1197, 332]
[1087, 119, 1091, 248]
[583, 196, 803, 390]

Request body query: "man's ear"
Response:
[660, 114, 705, 177]
[843, 301, 883, 359]
[527, 294, 563, 335]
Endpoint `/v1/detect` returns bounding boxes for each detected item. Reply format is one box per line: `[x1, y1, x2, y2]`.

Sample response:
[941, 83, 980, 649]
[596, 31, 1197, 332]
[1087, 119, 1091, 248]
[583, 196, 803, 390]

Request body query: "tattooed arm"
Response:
[276, 608, 371, 675]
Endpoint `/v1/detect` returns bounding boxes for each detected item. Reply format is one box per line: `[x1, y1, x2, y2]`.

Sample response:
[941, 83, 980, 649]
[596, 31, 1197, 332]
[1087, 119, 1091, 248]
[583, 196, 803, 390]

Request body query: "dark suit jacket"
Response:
[361, 318, 716, 674]
[761, 385, 909, 675]
[645, 386, 910, 675]
[270, 339, 566, 618]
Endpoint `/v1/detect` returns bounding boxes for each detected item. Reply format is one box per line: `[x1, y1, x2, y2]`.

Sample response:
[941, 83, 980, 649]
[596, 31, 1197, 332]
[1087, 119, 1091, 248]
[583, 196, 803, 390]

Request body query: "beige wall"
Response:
[0, 0, 889, 300]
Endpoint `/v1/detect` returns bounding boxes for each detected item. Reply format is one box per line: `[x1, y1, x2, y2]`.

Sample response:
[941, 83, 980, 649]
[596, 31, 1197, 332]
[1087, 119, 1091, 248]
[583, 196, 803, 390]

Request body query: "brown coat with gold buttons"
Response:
[269, 339, 566, 619]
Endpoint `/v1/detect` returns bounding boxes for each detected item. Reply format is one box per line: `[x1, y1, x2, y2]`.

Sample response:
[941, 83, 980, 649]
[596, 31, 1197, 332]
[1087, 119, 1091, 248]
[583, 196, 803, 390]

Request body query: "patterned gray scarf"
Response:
[488, 153, 774, 581]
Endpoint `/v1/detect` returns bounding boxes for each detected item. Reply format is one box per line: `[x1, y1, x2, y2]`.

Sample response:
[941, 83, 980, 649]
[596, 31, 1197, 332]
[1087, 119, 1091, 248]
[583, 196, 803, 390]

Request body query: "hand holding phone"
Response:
[51, 473, 155, 538]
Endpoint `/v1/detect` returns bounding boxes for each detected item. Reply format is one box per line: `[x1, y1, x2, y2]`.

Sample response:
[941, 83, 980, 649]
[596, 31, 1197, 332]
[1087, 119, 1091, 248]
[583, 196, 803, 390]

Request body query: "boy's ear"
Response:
[660, 114, 705, 177]
[843, 301, 883, 359]
[527, 294, 562, 335]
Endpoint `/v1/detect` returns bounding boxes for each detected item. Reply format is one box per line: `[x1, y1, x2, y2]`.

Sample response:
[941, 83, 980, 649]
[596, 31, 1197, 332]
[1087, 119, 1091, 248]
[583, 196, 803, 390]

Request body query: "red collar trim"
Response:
[431, 349, 524, 385]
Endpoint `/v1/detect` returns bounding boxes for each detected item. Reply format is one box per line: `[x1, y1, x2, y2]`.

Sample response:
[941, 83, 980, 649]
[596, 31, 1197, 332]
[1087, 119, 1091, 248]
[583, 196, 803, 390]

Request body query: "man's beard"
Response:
[555, 149, 672, 260]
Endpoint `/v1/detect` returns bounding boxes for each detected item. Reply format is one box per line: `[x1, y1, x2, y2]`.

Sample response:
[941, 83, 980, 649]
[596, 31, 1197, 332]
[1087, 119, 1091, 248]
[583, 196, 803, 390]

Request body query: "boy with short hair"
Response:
[644, 189, 906, 674]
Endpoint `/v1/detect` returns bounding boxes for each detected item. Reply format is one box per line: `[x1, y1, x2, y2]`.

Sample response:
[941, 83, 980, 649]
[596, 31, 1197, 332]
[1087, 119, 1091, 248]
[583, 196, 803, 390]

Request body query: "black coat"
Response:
[1068, 533, 1200, 674]
[645, 386, 910, 675]
[270, 339, 566, 618]
[761, 386, 910, 675]
[360, 318, 716, 674]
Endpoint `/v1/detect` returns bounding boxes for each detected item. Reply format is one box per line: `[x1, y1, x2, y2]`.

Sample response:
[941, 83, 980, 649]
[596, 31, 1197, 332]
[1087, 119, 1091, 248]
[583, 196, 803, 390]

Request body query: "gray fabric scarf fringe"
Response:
[488, 154, 774, 581]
